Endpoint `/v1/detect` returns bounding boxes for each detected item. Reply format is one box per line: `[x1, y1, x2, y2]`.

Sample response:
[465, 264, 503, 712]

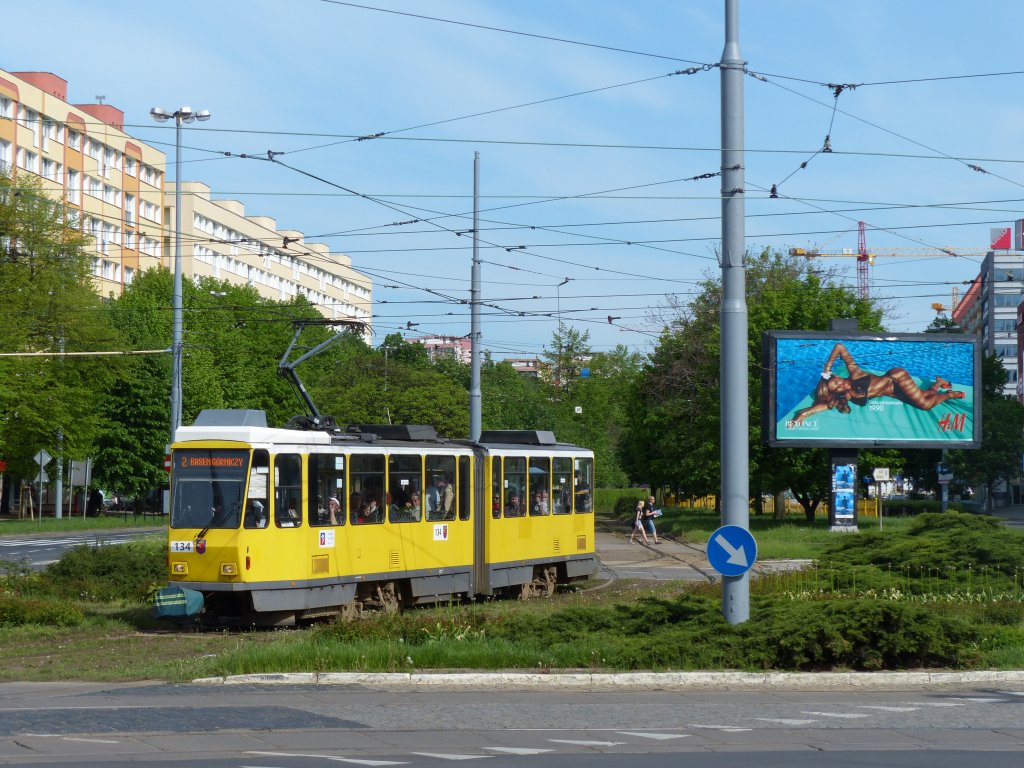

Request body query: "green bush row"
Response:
[0, 596, 83, 627]
[594, 488, 646, 513]
[43, 539, 166, 603]
[315, 592, 990, 671]
[882, 498, 967, 516]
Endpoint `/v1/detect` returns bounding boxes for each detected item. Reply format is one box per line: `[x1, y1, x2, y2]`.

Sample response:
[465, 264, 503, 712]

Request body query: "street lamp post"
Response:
[149, 106, 210, 445]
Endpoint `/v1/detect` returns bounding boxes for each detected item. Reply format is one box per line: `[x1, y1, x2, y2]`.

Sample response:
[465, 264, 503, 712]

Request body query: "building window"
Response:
[85, 176, 102, 198]
[41, 158, 62, 182]
[139, 200, 159, 222]
[16, 148, 39, 174]
[19, 108, 39, 148]
[0, 139, 11, 174]
[102, 184, 121, 207]
[125, 157, 137, 177]
[66, 169, 81, 204]
[994, 292, 1020, 308]
[0, 97, 12, 118]
[995, 344, 1018, 358]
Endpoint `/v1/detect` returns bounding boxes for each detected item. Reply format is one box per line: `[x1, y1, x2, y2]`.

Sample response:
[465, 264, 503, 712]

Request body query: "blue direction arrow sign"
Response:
[707, 525, 757, 577]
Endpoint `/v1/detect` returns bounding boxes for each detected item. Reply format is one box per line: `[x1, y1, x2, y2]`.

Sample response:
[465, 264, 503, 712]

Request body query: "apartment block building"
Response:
[0, 68, 372, 331]
[171, 182, 371, 327]
[0, 68, 167, 295]
[408, 335, 472, 364]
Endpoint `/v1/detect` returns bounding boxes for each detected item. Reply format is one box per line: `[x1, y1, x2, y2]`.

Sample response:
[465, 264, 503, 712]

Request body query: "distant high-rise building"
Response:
[955, 250, 1021, 398]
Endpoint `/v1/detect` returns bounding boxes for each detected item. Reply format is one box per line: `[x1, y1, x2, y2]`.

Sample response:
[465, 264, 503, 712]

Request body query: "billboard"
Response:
[762, 332, 981, 448]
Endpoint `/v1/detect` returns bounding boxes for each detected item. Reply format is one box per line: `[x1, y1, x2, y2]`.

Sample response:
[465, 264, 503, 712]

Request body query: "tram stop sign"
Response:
[707, 525, 758, 578]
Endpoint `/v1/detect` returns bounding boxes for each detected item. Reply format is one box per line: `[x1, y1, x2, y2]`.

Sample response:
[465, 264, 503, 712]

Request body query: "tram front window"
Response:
[170, 449, 249, 529]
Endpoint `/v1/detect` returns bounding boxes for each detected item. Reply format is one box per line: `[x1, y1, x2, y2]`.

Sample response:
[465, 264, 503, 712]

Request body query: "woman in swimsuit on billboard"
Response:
[789, 342, 965, 425]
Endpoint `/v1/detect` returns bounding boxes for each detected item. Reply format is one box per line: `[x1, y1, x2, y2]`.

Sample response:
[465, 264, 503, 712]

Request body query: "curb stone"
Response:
[193, 670, 1024, 690]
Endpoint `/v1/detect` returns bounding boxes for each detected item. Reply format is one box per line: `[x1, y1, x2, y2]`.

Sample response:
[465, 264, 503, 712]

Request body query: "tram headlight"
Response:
[220, 562, 239, 576]
[171, 562, 187, 575]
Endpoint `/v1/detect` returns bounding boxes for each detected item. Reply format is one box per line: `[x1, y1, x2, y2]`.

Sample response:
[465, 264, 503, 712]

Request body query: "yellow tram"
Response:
[158, 409, 596, 624]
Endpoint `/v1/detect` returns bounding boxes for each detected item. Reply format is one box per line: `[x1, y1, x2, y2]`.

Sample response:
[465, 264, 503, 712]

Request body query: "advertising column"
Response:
[830, 449, 858, 531]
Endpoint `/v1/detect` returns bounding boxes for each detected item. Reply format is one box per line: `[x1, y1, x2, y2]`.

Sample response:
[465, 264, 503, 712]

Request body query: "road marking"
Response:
[801, 711, 871, 719]
[484, 747, 553, 755]
[956, 697, 1005, 703]
[856, 705, 920, 712]
[616, 732, 689, 740]
[548, 739, 626, 746]
[248, 752, 407, 766]
[688, 724, 752, 732]
[754, 718, 818, 726]
[411, 754, 490, 761]
[63, 737, 121, 744]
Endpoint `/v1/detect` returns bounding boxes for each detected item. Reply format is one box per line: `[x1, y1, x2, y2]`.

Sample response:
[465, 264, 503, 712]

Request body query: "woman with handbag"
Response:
[628, 499, 649, 544]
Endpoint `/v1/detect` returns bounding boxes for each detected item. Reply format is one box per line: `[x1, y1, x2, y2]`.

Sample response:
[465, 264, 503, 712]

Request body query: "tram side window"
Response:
[504, 456, 526, 518]
[274, 454, 303, 528]
[350, 453, 385, 525]
[388, 454, 422, 523]
[490, 456, 502, 519]
[552, 457, 573, 515]
[574, 456, 594, 514]
[244, 449, 270, 528]
[458, 455, 471, 521]
[529, 457, 550, 516]
[425, 455, 456, 521]
[309, 453, 345, 526]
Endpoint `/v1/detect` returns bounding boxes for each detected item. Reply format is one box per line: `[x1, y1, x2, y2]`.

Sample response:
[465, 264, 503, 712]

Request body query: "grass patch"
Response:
[0, 514, 164, 536]
[0, 511, 1017, 680]
[649, 506, 919, 560]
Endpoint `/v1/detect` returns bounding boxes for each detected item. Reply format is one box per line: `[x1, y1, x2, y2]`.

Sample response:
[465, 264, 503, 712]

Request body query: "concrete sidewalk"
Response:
[595, 522, 810, 584]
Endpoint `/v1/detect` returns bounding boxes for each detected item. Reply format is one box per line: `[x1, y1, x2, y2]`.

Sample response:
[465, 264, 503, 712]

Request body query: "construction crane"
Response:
[789, 221, 984, 301]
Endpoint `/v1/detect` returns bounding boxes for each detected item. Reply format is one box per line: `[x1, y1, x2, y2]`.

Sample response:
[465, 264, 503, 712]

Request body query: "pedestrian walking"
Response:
[628, 499, 649, 544]
[642, 495, 660, 544]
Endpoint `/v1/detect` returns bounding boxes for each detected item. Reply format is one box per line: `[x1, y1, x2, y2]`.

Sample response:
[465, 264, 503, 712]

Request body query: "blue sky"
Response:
[5, 1, 1024, 358]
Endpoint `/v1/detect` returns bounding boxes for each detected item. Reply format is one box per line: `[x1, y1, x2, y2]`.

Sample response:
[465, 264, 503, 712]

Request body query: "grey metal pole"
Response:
[469, 152, 482, 441]
[720, 0, 749, 624]
[170, 113, 183, 445]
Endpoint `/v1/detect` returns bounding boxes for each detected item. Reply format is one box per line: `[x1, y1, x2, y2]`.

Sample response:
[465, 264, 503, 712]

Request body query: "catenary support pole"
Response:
[720, 0, 749, 624]
[469, 152, 482, 442]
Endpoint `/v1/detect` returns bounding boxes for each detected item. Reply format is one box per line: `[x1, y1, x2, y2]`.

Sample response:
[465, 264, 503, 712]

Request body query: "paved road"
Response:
[0, 529, 159, 570]
[0, 681, 1020, 766]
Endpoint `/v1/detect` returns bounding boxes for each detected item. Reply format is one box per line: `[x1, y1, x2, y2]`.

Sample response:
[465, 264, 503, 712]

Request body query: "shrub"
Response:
[44, 539, 166, 603]
[0, 596, 84, 627]
[820, 513, 1024, 577]
[594, 488, 645, 514]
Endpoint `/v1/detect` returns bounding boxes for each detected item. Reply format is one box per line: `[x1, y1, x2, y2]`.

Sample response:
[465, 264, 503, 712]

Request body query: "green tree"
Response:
[551, 345, 640, 487]
[481, 357, 551, 431]
[312, 334, 470, 437]
[946, 354, 1024, 511]
[0, 173, 112, 500]
[542, 323, 591, 390]
[621, 249, 884, 517]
